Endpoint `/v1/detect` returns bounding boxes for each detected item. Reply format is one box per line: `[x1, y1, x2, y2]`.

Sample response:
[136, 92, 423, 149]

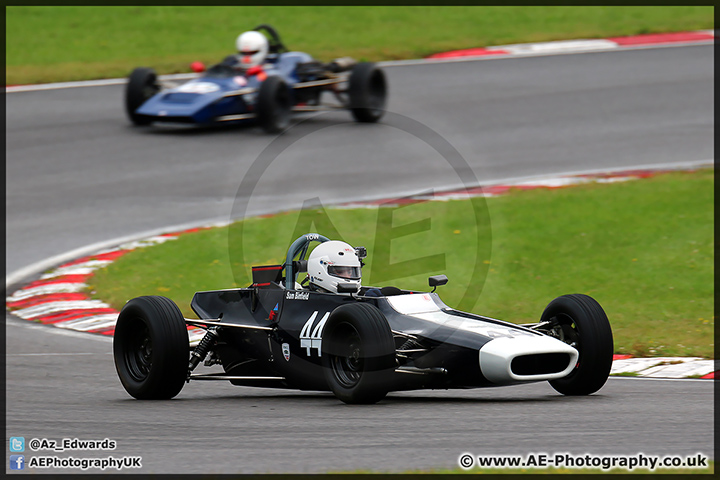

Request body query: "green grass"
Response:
[87, 169, 714, 359]
[6, 6, 713, 84]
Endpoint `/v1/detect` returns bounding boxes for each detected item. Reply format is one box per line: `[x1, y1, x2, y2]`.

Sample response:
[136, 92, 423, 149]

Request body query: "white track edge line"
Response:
[608, 376, 713, 383]
[454, 159, 715, 195]
[380, 39, 714, 67]
[6, 35, 713, 93]
[5, 217, 230, 288]
[328, 159, 714, 210]
[5, 315, 114, 342]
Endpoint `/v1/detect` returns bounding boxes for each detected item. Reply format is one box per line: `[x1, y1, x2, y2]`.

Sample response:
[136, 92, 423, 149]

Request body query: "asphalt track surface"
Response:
[5, 44, 714, 474]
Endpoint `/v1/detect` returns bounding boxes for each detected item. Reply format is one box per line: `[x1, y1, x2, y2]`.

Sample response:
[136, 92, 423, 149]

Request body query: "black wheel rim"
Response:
[545, 313, 581, 367]
[142, 77, 158, 101]
[329, 323, 363, 389]
[124, 318, 153, 382]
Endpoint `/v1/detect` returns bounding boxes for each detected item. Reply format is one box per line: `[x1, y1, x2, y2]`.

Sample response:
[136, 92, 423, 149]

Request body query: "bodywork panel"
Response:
[134, 51, 317, 124]
[189, 287, 578, 391]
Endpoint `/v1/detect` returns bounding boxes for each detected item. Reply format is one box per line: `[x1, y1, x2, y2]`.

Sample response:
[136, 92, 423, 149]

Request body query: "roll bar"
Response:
[284, 233, 330, 289]
[252, 24, 289, 54]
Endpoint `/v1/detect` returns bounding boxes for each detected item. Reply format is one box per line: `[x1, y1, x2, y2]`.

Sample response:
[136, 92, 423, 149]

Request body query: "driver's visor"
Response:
[328, 265, 361, 280]
[240, 50, 260, 55]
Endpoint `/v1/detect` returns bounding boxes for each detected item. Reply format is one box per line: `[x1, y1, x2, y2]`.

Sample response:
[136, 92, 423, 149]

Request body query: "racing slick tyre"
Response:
[256, 75, 292, 134]
[125, 67, 160, 126]
[541, 294, 614, 396]
[321, 303, 395, 404]
[113, 296, 189, 400]
[348, 62, 387, 123]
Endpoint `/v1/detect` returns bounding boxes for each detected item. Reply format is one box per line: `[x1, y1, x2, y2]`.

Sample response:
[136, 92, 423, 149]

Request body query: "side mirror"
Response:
[428, 275, 448, 292]
[337, 283, 359, 294]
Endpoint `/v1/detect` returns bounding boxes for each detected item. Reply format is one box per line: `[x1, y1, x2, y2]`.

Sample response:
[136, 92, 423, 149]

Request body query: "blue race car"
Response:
[124, 25, 387, 133]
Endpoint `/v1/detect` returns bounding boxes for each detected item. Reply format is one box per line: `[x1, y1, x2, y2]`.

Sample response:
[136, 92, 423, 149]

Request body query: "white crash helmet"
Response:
[307, 241, 362, 293]
[236, 31, 269, 68]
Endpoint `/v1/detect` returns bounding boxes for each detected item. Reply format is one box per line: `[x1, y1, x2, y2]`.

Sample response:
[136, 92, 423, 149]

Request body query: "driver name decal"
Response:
[299, 311, 329, 356]
[286, 291, 309, 301]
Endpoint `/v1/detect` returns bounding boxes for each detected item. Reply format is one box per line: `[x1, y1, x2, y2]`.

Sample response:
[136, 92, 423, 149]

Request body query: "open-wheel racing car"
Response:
[113, 233, 614, 404]
[124, 25, 387, 133]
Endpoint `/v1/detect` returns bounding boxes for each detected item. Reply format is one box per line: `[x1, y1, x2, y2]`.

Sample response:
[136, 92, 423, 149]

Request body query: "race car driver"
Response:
[306, 241, 362, 294]
[220, 30, 270, 71]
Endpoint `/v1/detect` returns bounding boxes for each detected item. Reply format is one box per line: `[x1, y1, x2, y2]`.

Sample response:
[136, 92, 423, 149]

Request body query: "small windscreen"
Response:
[251, 265, 283, 286]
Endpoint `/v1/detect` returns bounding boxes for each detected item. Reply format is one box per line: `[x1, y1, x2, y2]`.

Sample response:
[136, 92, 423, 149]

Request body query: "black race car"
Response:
[113, 233, 613, 404]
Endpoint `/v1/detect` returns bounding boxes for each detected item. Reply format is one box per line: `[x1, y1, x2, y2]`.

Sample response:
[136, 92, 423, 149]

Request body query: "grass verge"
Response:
[6, 6, 713, 84]
[88, 168, 713, 358]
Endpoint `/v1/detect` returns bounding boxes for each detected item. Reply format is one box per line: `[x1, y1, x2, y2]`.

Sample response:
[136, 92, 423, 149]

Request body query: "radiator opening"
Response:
[511, 353, 571, 376]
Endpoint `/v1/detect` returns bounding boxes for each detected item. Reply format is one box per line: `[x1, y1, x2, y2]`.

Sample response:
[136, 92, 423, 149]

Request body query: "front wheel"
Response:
[540, 294, 614, 395]
[256, 75, 292, 134]
[113, 296, 189, 399]
[348, 62, 387, 123]
[125, 67, 159, 126]
[321, 303, 395, 404]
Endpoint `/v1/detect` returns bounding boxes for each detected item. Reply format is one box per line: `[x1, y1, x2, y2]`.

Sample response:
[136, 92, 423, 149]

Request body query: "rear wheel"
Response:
[321, 303, 395, 404]
[125, 67, 159, 126]
[256, 75, 292, 133]
[113, 296, 189, 399]
[348, 62, 387, 123]
[540, 294, 614, 395]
